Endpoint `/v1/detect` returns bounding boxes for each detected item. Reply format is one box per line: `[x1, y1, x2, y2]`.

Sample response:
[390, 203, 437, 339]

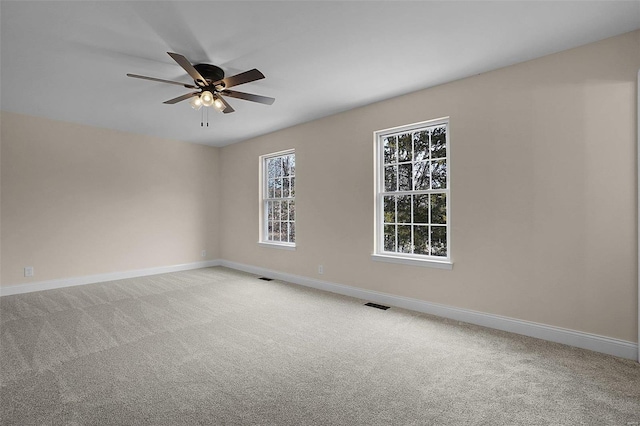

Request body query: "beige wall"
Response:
[0, 114, 3, 284]
[1, 31, 637, 344]
[220, 30, 640, 342]
[1, 112, 220, 285]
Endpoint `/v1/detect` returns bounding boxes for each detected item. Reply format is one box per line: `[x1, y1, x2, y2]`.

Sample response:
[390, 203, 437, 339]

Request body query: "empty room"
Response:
[1, 1, 640, 424]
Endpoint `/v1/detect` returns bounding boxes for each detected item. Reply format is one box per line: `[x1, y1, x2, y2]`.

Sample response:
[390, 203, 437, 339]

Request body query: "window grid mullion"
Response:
[380, 190, 444, 197]
[411, 132, 416, 254]
[394, 224, 398, 253]
[385, 157, 447, 167]
[428, 194, 432, 256]
[264, 197, 295, 202]
[394, 197, 398, 252]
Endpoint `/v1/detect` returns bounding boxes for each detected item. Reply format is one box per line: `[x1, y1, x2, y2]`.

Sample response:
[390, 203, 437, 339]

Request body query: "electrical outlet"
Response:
[318, 265, 324, 275]
[201, 250, 207, 258]
[24, 266, 34, 277]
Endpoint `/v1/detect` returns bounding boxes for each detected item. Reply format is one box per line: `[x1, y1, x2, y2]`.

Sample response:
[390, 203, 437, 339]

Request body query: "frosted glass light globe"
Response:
[190, 96, 203, 110]
[200, 91, 214, 107]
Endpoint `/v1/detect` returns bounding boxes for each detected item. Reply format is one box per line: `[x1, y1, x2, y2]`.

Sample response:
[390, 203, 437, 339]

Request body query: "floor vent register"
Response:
[364, 302, 390, 310]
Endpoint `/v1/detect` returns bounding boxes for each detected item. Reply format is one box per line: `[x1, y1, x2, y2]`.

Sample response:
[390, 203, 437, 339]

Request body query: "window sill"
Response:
[258, 241, 296, 251]
[371, 253, 453, 270]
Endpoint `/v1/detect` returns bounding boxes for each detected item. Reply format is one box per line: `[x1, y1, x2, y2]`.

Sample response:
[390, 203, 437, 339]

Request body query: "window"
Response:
[373, 118, 451, 268]
[260, 150, 295, 247]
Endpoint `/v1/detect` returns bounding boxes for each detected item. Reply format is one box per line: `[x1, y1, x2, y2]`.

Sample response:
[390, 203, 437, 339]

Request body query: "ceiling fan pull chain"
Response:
[207, 107, 209, 127]
[201, 107, 204, 127]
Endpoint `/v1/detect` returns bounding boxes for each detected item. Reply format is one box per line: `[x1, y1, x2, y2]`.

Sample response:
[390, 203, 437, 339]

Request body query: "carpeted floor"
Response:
[1, 266, 639, 425]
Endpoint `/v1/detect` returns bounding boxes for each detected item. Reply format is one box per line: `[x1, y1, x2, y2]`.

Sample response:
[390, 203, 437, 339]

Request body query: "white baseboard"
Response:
[2, 258, 636, 361]
[219, 260, 639, 361]
[0, 260, 221, 297]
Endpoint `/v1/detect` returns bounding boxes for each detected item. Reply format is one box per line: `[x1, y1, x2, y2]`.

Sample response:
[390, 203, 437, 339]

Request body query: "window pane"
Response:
[430, 160, 447, 189]
[283, 177, 290, 198]
[272, 222, 281, 241]
[288, 200, 295, 221]
[413, 161, 430, 190]
[413, 194, 429, 223]
[397, 225, 411, 253]
[384, 225, 396, 251]
[290, 177, 295, 197]
[280, 222, 289, 242]
[430, 194, 446, 224]
[267, 201, 274, 220]
[273, 201, 280, 220]
[275, 157, 283, 177]
[274, 178, 282, 198]
[413, 225, 429, 255]
[280, 200, 289, 220]
[430, 226, 447, 256]
[384, 165, 397, 192]
[268, 221, 274, 240]
[384, 196, 396, 223]
[398, 163, 412, 191]
[414, 131, 429, 161]
[398, 133, 412, 162]
[282, 155, 292, 177]
[268, 179, 275, 198]
[383, 136, 397, 164]
[397, 195, 411, 223]
[431, 126, 446, 159]
[289, 222, 296, 243]
[289, 156, 295, 176]
[267, 159, 277, 179]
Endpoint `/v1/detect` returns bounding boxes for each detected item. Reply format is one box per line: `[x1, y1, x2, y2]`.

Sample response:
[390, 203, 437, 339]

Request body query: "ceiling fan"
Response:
[127, 52, 275, 114]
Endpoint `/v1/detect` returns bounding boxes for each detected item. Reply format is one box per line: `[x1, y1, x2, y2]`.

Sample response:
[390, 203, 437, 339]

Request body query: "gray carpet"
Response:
[1, 267, 639, 425]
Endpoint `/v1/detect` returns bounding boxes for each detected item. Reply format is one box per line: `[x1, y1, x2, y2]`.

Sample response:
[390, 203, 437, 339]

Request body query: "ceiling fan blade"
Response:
[221, 90, 275, 105]
[216, 96, 235, 114]
[163, 92, 200, 104]
[127, 73, 198, 89]
[215, 69, 265, 89]
[167, 52, 208, 86]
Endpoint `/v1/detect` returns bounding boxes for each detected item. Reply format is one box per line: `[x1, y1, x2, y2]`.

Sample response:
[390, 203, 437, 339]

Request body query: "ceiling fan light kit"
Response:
[127, 52, 275, 123]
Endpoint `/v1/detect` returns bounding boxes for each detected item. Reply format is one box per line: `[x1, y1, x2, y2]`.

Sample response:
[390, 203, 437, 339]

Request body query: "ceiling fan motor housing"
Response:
[194, 64, 225, 87]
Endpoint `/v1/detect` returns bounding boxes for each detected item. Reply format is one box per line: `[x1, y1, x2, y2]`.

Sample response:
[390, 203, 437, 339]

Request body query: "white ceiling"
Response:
[2, 1, 639, 147]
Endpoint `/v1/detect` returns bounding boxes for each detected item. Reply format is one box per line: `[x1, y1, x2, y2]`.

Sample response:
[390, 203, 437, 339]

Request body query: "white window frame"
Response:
[372, 118, 452, 270]
[258, 149, 296, 250]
